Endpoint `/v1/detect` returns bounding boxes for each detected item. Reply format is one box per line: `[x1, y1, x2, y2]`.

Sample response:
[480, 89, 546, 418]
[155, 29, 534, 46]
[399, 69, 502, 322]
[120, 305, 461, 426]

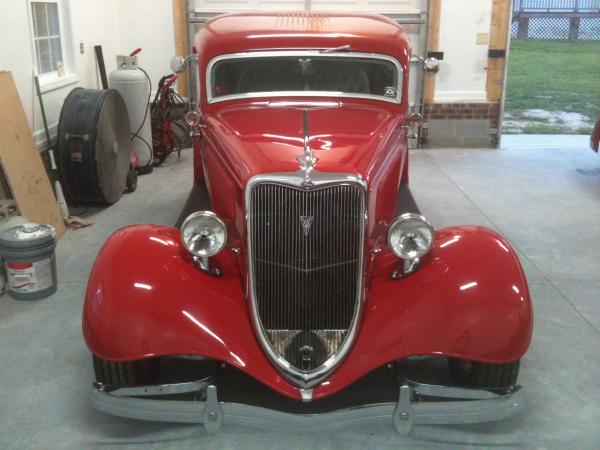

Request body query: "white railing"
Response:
[514, 0, 600, 12]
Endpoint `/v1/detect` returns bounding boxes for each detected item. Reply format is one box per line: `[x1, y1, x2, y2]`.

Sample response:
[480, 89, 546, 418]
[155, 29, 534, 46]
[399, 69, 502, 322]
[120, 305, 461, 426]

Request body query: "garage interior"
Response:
[1, 0, 599, 449]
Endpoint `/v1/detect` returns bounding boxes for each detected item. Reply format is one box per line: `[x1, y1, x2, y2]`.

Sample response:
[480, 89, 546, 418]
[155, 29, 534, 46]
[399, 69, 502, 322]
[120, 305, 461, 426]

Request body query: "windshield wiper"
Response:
[319, 44, 352, 54]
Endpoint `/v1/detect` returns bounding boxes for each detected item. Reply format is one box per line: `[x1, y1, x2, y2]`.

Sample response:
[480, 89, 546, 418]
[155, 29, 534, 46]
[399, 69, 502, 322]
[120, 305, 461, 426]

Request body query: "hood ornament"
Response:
[296, 109, 319, 186]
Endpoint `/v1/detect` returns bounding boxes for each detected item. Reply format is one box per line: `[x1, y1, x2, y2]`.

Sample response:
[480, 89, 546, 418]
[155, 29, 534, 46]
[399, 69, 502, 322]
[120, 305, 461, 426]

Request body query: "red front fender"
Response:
[83, 225, 532, 401]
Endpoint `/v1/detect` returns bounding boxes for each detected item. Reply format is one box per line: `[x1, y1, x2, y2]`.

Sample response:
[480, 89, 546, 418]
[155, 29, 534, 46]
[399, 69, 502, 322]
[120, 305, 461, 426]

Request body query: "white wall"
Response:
[434, 0, 493, 102]
[1, 1, 38, 128]
[0, 0, 175, 148]
[116, 0, 175, 90]
[68, 0, 121, 92]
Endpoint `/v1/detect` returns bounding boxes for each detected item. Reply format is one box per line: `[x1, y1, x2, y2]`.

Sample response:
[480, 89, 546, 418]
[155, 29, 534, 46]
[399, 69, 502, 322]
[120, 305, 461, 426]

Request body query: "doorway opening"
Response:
[502, 0, 600, 140]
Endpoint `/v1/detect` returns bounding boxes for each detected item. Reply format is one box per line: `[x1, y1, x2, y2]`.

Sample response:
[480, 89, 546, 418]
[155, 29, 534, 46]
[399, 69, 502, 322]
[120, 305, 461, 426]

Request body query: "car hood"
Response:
[203, 101, 402, 187]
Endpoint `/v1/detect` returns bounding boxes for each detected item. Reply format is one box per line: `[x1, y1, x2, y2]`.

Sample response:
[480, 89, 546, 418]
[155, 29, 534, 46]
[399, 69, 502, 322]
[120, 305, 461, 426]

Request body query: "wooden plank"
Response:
[0, 71, 65, 238]
[173, 0, 189, 98]
[424, 0, 441, 104]
[487, 0, 511, 102]
[0, 165, 11, 199]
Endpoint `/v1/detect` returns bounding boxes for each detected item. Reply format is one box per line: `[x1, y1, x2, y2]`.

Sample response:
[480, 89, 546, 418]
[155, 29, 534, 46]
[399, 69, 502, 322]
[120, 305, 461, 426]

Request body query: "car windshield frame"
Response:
[205, 50, 403, 105]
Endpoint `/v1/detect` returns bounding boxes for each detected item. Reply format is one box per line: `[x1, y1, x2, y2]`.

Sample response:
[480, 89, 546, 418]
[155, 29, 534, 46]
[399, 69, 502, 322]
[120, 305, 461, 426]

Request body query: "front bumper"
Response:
[91, 379, 523, 436]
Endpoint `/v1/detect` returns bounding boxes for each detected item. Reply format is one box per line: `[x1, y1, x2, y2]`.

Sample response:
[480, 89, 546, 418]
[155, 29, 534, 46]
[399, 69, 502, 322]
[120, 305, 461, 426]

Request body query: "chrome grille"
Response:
[249, 182, 364, 372]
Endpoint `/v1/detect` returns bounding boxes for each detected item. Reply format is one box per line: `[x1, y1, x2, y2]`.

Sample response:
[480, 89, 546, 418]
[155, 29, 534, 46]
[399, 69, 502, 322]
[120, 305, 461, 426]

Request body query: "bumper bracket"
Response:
[202, 385, 223, 435]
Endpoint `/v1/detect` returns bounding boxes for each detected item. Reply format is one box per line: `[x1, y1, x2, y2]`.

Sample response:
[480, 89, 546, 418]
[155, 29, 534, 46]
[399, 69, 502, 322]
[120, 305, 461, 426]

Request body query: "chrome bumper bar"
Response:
[91, 380, 523, 435]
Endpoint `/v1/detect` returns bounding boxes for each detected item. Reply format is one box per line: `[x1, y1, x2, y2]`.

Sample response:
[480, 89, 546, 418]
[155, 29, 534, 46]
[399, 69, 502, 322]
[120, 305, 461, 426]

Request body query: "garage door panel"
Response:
[196, 0, 304, 12]
[193, 0, 421, 13]
[312, 0, 420, 13]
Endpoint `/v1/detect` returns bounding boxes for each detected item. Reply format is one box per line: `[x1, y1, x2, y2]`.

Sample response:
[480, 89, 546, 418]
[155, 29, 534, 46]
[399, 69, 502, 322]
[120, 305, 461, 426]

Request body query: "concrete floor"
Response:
[2, 137, 600, 449]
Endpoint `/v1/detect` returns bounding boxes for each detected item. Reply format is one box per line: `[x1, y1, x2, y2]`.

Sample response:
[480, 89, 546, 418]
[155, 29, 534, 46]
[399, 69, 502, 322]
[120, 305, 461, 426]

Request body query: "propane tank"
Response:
[108, 50, 153, 168]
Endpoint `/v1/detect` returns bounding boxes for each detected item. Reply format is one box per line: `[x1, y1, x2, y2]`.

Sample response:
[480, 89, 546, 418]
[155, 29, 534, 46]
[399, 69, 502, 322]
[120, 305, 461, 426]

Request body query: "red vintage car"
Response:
[84, 12, 532, 435]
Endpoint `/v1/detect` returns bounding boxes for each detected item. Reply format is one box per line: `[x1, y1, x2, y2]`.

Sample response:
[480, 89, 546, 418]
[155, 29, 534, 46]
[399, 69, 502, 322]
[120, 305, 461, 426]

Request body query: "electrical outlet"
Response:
[476, 33, 489, 45]
[80, 42, 85, 54]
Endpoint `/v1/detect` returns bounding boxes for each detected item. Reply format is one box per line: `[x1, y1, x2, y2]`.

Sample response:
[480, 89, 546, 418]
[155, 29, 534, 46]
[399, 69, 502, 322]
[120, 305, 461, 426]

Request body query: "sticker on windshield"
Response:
[384, 87, 397, 98]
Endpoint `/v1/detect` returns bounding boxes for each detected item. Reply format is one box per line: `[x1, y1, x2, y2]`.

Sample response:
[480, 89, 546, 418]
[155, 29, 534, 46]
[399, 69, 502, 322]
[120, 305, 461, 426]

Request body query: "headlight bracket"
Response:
[194, 255, 223, 277]
[390, 258, 420, 280]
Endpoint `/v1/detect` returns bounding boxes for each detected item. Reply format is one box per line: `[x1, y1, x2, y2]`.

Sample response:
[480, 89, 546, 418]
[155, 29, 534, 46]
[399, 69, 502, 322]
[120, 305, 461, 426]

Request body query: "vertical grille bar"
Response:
[249, 182, 364, 372]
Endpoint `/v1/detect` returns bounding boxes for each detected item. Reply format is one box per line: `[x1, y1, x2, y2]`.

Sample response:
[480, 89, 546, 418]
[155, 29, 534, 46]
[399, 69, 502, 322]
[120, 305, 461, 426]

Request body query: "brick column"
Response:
[421, 102, 500, 148]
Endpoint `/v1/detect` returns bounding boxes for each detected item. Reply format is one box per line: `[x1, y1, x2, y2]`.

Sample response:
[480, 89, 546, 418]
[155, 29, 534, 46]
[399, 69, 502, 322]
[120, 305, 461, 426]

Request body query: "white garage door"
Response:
[194, 0, 421, 14]
[188, 0, 429, 146]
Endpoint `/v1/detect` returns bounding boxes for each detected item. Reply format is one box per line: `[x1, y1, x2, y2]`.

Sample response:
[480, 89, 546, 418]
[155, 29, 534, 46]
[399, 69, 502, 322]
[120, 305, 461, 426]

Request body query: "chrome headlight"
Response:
[388, 213, 434, 260]
[181, 211, 227, 257]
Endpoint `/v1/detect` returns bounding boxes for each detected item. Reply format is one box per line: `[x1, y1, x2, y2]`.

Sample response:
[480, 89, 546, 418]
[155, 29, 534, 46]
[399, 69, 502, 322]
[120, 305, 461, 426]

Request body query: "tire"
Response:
[137, 165, 154, 176]
[448, 359, 520, 389]
[93, 356, 159, 387]
[93, 356, 139, 386]
[170, 120, 192, 149]
[126, 170, 138, 193]
[152, 146, 169, 167]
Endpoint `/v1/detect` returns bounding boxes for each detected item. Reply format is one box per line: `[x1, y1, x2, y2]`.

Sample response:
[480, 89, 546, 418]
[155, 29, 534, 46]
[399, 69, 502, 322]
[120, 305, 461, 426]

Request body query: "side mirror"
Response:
[185, 111, 201, 126]
[407, 113, 423, 127]
[423, 57, 440, 74]
[170, 56, 187, 74]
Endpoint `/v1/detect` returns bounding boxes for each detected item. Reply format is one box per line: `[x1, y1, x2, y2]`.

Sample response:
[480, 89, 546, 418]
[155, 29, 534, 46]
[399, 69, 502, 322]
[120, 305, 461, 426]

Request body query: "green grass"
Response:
[514, 123, 594, 135]
[504, 39, 600, 134]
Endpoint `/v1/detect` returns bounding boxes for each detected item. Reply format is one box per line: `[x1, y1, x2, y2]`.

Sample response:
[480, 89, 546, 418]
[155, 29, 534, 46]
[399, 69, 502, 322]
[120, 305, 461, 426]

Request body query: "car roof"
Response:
[196, 12, 411, 62]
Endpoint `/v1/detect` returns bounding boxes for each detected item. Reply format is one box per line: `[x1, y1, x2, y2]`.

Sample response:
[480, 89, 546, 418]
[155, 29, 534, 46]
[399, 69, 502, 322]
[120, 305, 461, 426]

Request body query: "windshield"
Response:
[207, 52, 402, 104]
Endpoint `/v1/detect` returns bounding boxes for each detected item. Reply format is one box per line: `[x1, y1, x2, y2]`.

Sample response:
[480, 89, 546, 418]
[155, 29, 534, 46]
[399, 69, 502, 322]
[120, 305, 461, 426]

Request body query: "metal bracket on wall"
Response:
[426, 51, 444, 60]
[488, 49, 507, 59]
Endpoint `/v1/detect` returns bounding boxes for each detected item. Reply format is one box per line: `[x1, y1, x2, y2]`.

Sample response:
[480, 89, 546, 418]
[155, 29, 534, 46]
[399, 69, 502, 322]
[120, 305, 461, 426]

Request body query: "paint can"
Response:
[0, 223, 57, 300]
[0, 200, 28, 295]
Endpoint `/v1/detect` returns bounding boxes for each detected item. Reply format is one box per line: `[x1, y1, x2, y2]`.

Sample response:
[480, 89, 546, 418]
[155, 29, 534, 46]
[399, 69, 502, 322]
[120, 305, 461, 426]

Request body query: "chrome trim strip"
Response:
[205, 50, 403, 105]
[91, 382, 524, 435]
[94, 378, 212, 397]
[245, 171, 367, 390]
[209, 91, 401, 105]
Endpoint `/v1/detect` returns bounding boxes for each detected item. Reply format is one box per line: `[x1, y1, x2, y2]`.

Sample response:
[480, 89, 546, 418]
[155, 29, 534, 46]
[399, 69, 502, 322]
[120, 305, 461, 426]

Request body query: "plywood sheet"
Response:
[0, 71, 65, 238]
